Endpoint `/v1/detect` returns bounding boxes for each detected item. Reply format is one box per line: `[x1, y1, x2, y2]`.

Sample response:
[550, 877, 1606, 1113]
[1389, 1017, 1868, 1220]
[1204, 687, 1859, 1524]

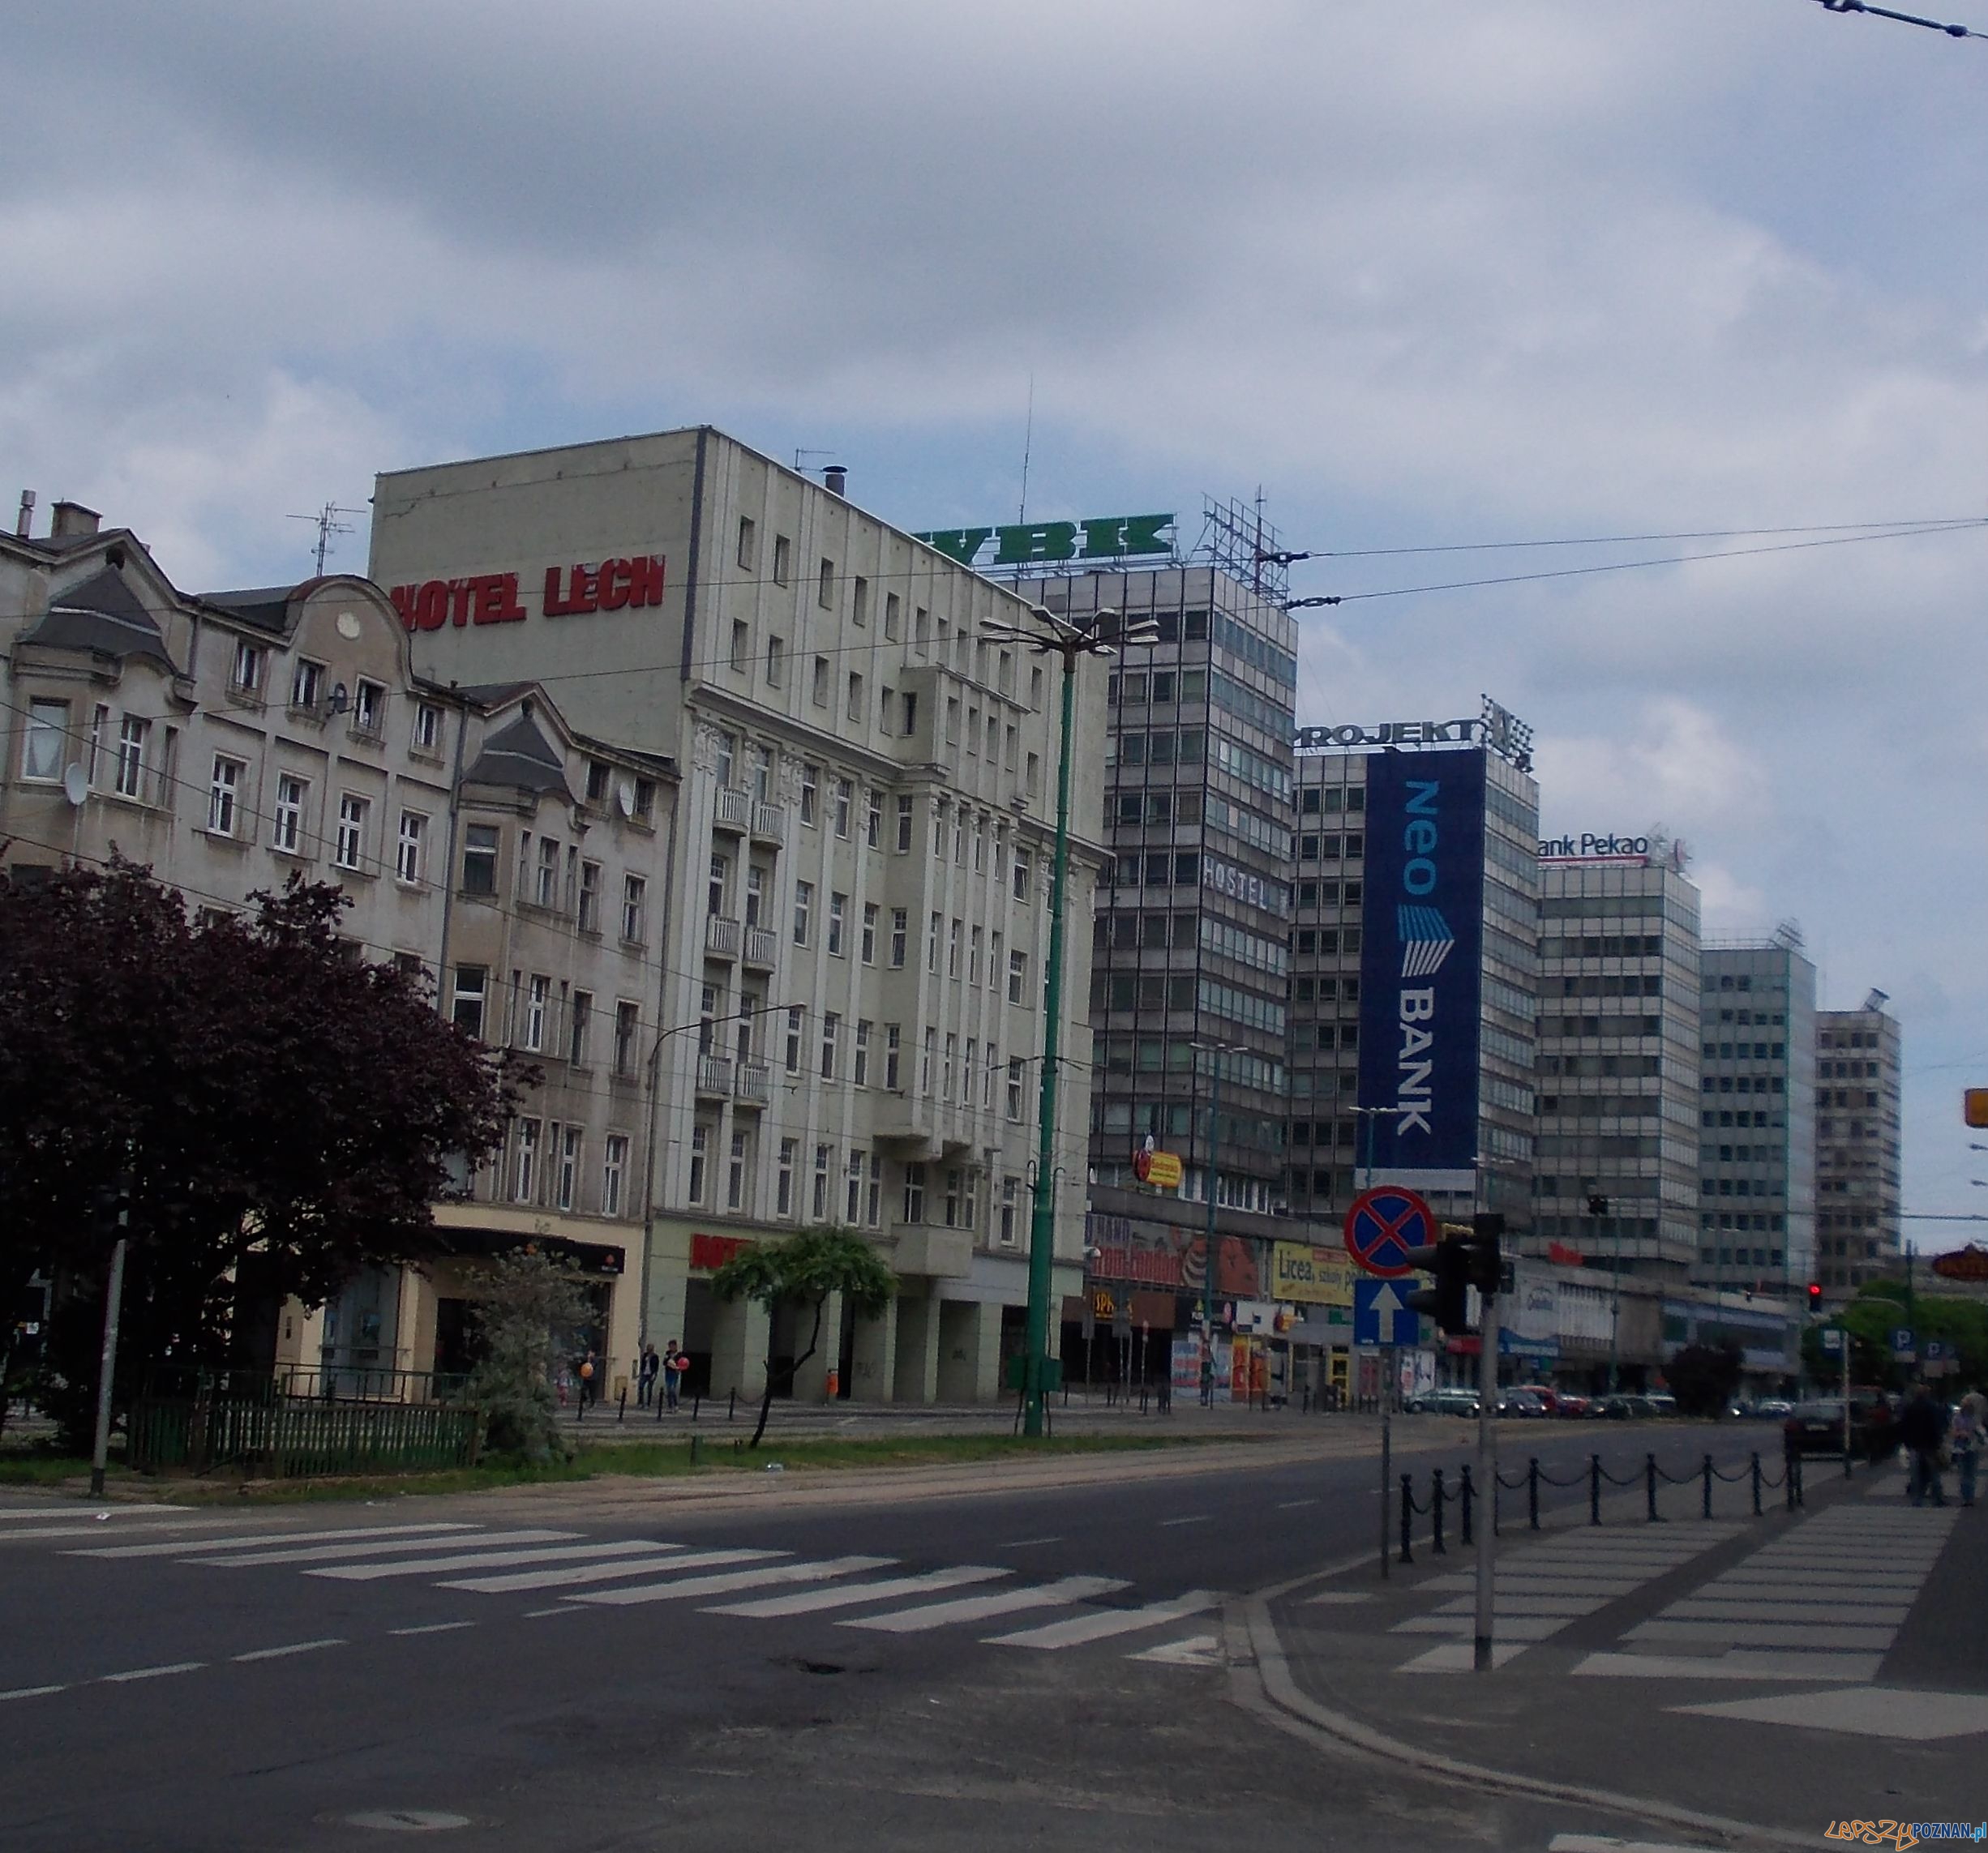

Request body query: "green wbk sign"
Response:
[914, 513, 1174, 569]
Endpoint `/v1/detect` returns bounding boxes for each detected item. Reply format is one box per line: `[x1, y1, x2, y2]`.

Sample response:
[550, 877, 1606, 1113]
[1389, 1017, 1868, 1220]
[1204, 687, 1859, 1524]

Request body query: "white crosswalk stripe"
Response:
[705, 1565, 1009, 1617]
[185, 1528, 576, 1568]
[843, 1574, 1127, 1633]
[77, 1522, 478, 1560]
[1571, 1499, 1956, 1686]
[575, 1555, 896, 1607]
[441, 1547, 778, 1594]
[986, 1589, 1222, 1650]
[311, 1538, 671, 1581]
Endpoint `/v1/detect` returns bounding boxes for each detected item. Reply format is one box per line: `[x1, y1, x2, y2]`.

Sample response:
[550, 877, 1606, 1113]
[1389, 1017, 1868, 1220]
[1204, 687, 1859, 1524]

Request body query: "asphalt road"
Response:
[0, 1420, 1799, 1852]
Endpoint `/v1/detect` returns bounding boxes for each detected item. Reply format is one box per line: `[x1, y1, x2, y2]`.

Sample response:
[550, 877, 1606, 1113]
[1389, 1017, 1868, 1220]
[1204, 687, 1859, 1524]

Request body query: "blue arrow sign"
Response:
[1892, 1327, 1917, 1359]
[1355, 1277, 1418, 1346]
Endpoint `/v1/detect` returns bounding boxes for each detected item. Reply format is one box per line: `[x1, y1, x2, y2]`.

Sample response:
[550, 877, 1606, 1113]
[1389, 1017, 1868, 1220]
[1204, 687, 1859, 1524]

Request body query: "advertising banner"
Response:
[1270, 1243, 1358, 1307]
[1356, 750, 1486, 1175]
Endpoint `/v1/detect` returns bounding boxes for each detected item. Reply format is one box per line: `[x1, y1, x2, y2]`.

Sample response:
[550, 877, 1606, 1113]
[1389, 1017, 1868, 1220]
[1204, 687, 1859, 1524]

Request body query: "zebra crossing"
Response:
[41, 1512, 1225, 1669]
[1570, 1497, 1956, 1683]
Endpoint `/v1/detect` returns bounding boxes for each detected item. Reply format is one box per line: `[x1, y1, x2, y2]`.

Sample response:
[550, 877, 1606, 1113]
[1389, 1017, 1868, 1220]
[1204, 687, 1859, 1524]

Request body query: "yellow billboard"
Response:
[1270, 1243, 1357, 1307]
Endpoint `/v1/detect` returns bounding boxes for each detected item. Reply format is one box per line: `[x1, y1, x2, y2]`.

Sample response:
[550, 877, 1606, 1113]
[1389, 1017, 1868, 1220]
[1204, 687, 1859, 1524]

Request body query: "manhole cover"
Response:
[343, 1809, 475, 1832]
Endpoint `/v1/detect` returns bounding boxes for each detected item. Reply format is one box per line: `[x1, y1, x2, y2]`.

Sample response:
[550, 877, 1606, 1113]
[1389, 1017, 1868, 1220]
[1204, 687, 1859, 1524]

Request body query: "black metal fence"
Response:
[127, 1394, 481, 1478]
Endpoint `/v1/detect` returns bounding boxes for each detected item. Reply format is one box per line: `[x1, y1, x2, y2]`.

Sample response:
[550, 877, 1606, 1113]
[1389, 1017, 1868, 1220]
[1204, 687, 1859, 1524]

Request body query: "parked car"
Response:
[1643, 1393, 1678, 1419]
[1528, 1387, 1561, 1415]
[1424, 1387, 1481, 1418]
[1755, 1397, 1793, 1419]
[1499, 1389, 1548, 1418]
[1599, 1393, 1656, 1419]
[1783, 1392, 1896, 1459]
[1553, 1392, 1592, 1419]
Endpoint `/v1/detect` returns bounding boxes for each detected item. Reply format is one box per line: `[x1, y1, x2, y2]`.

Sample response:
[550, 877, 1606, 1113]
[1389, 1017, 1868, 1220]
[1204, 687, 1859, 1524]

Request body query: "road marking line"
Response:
[0, 1684, 69, 1701]
[525, 1606, 585, 1618]
[1548, 1835, 1739, 1852]
[310, 1538, 666, 1582]
[998, 1536, 1063, 1547]
[81, 1521, 477, 1560]
[988, 1589, 1223, 1650]
[1626, 1620, 1895, 1650]
[576, 1556, 894, 1607]
[0, 1505, 182, 1522]
[101, 1662, 204, 1683]
[844, 1574, 1127, 1634]
[190, 1527, 575, 1568]
[231, 1638, 344, 1663]
[1276, 1500, 1319, 1510]
[441, 1547, 774, 1594]
[1130, 1633, 1222, 1667]
[1159, 1515, 1211, 1528]
[388, 1621, 476, 1637]
[1571, 1650, 1880, 1682]
[707, 1566, 1010, 1618]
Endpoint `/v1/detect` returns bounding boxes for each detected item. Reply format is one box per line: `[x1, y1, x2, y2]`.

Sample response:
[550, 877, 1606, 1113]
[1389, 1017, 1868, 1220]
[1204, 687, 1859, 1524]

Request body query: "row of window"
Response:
[452, 969, 644, 1075]
[1296, 832, 1364, 864]
[1544, 935, 1665, 960]
[1293, 927, 1363, 957]
[1819, 1059, 1881, 1079]
[1703, 1041, 1788, 1061]
[502, 1119, 632, 1217]
[1107, 668, 1210, 709]
[1296, 784, 1368, 816]
[1209, 668, 1293, 741]
[462, 826, 650, 943]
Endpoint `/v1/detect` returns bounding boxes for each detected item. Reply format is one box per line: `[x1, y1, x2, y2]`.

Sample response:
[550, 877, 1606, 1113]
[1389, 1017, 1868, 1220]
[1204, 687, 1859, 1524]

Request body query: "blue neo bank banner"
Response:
[1356, 750, 1486, 1174]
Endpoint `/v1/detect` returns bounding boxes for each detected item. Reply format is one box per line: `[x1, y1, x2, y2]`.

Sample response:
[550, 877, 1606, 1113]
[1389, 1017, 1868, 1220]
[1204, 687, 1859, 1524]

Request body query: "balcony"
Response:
[890, 1225, 972, 1280]
[734, 1061, 772, 1107]
[741, 923, 778, 969]
[751, 802, 786, 846]
[712, 785, 751, 832]
[704, 914, 740, 961]
[695, 1054, 734, 1098]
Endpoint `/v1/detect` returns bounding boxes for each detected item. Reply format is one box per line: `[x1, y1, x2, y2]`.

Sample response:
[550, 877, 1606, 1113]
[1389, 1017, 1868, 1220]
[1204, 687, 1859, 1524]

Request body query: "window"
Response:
[632, 777, 655, 824]
[828, 892, 846, 956]
[852, 576, 868, 627]
[920, 1027, 936, 1093]
[903, 1162, 927, 1224]
[396, 811, 426, 884]
[1013, 851, 1031, 901]
[800, 764, 818, 824]
[885, 1024, 902, 1090]
[983, 1043, 999, 1110]
[1009, 950, 1027, 1005]
[557, 1126, 581, 1212]
[915, 606, 931, 648]
[737, 516, 757, 570]
[19, 699, 66, 782]
[569, 990, 593, 1067]
[885, 591, 902, 639]
[1007, 1057, 1025, 1120]
[812, 657, 830, 707]
[861, 902, 878, 964]
[899, 691, 918, 736]
[512, 1120, 541, 1204]
[777, 1138, 797, 1218]
[847, 672, 864, 723]
[207, 755, 242, 836]
[708, 852, 729, 918]
[944, 1168, 963, 1228]
[989, 931, 1003, 988]
[622, 874, 648, 943]
[928, 910, 941, 974]
[895, 794, 914, 852]
[772, 533, 791, 584]
[334, 794, 367, 871]
[614, 1001, 639, 1076]
[949, 918, 962, 977]
[463, 824, 499, 894]
[765, 633, 786, 687]
[793, 880, 813, 945]
[602, 1134, 628, 1217]
[413, 702, 441, 753]
[820, 1012, 839, 1079]
[535, 837, 559, 909]
[865, 788, 882, 848]
[353, 680, 386, 735]
[586, 760, 611, 804]
[714, 731, 735, 789]
[812, 1143, 831, 1219]
[867, 1153, 882, 1227]
[272, 775, 307, 853]
[727, 1130, 748, 1210]
[525, 975, 549, 1051]
[818, 556, 835, 608]
[1026, 751, 1040, 795]
[834, 777, 852, 838]
[290, 659, 324, 709]
[730, 619, 750, 672]
[943, 1033, 956, 1099]
[962, 1038, 977, 1106]
[784, 1006, 804, 1074]
[229, 640, 263, 696]
[846, 1149, 864, 1223]
[578, 861, 601, 932]
[889, 907, 908, 968]
[452, 966, 487, 1038]
[113, 716, 148, 798]
[1000, 1177, 1019, 1247]
[688, 1126, 708, 1205]
[854, 1019, 872, 1085]
[969, 926, 983, 986]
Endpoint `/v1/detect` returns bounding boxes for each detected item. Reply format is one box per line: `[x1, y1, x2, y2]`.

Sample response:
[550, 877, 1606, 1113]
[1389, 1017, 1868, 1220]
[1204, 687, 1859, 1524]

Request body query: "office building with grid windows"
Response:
[1815, 995, 1902, 1298]
[1695, 937, 1817, 1299]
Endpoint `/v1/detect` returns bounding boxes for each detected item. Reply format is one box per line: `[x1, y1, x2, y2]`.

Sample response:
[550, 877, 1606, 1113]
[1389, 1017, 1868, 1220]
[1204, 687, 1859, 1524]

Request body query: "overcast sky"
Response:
[9, 2, 1986, 1250]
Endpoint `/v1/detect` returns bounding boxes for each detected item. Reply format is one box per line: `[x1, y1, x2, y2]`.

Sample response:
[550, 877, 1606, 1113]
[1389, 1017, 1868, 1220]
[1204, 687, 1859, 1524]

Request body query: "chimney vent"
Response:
[823, 465, 846, 498]
[50, 500, 101, 540]
[15, 490, 34, 537]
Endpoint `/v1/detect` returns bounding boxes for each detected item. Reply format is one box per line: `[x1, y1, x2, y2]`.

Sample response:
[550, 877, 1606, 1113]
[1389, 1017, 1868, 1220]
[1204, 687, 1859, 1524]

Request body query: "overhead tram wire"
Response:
[1267, 516, 1987, 563]
[1811, 0, 1988, 42]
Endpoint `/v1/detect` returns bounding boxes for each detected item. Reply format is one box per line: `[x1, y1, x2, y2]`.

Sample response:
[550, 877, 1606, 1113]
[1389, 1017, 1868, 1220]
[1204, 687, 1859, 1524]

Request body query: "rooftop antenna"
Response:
[1018, 374, 1035, 528]
[287, 501, 362, 576]
[793, 447, 836, 473]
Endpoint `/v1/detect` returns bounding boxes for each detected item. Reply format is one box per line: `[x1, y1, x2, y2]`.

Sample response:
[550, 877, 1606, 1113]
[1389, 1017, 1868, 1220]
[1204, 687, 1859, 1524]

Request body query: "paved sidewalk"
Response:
[1245, 1456, 1986, 1845]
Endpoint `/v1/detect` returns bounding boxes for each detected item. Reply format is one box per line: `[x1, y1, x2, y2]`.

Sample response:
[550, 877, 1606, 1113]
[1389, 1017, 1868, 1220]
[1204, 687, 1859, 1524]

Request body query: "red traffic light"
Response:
[1807, 1282, 1823, 1304]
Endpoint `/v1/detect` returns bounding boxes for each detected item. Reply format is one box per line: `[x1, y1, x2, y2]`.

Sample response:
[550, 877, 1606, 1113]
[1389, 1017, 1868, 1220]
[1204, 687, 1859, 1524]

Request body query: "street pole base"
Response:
[1473, 1635, 1493, 1672]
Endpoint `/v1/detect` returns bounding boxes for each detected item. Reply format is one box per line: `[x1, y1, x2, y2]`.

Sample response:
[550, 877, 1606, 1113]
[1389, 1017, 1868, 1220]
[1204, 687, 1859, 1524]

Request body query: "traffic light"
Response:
[1808, 1282, 1823, 1312]
[1586, 1193, 1609, 1217]
[1467, 1213, 1504, 1296]
[1405, 1234, 1471, 1335]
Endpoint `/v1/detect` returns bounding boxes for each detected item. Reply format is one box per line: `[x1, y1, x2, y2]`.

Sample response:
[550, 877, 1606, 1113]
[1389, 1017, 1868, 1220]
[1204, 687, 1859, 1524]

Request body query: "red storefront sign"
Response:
[390, 555, 664, 633]
[689, 1232, 752, 1273]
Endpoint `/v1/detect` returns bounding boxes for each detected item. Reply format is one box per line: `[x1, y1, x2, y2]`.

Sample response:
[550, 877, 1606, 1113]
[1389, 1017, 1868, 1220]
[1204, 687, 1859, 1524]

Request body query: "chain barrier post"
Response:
[1702, 1452, 1713, 1520]
[1399, 1473, 1414, 1565]
[1430, 1467, 1447, 1556]
[1590, 1452, 1602, 1526]
[1751, 1450, 1763, 1517]
[1528, 1456, 1540, 1530]
[1645, 1451, 1659, 1522]
[1459, 1463, 1474, 1547]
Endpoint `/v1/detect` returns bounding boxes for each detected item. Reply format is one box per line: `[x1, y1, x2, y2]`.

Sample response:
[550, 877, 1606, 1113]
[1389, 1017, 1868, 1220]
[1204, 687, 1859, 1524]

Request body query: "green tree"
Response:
[711, 1229, 896, 1448]
[463, 1248, 593, 1466]
[1665, 1340, 1743, 1417]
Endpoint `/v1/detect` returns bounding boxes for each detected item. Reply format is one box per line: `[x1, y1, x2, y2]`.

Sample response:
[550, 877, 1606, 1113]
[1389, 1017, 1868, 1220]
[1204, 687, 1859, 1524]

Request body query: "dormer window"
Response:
[230, 640, 264, 695]
[290, 658, 324, 710]
[353, 680, 386, 736]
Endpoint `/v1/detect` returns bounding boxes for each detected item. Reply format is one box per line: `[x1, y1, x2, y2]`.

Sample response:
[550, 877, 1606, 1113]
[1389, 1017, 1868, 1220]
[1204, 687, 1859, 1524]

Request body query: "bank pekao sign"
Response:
[1537, 830, 1688, 870]
[911, 514, 1174, 571]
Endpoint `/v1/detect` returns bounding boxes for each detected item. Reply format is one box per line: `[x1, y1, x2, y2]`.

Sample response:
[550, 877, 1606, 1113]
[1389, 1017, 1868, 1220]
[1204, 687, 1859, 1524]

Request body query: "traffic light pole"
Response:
[1474, 1286, 1499, 1671]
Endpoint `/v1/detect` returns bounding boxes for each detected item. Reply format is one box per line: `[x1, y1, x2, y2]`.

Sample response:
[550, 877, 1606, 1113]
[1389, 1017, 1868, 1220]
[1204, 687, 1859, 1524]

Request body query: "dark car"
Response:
[1783, 1393, 1896, 1459]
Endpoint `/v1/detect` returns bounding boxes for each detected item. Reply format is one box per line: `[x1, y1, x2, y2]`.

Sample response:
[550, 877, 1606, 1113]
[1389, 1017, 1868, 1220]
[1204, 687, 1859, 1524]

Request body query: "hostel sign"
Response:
[913, 514, 1175, 570]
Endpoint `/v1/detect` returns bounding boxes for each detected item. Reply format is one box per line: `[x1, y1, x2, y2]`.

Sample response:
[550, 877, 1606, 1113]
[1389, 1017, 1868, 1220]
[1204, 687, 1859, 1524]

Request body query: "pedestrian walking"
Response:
[1951, 1388, 1985, 1509]
[577, 1350, 598, 1410]
[663, 1340, 688, 1413]
[1900, 1382, 1947, 1508]
[636, 1342, 659, 1408]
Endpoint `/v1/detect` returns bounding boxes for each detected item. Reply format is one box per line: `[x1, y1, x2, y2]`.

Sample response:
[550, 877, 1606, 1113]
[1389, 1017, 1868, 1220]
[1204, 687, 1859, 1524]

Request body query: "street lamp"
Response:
[982, 603, 1159, 1438]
